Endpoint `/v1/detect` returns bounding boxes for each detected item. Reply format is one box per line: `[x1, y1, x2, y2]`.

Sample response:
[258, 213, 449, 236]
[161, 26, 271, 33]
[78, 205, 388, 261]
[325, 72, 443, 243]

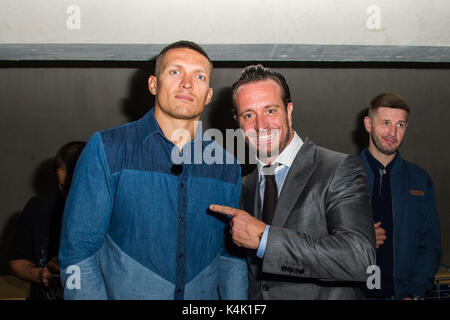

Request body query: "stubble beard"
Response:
[156, 99, 203, 121]
[371, 130, 400, 156]
[254, 126, 292, 163]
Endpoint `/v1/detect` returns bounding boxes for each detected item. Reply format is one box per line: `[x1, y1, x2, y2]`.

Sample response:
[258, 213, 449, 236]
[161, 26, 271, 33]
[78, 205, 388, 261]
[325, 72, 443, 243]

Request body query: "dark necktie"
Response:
[262, 172, 278, 224]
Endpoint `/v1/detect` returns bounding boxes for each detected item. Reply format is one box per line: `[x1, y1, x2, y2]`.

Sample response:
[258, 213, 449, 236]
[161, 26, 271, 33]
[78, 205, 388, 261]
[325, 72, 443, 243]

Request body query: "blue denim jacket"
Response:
[59, 109, 248, 299]
[360, 149, 441, 299]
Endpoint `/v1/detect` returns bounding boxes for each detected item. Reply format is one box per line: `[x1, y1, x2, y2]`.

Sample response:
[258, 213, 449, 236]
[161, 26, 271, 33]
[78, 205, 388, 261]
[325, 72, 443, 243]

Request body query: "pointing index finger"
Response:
[209, 204, 238, 217]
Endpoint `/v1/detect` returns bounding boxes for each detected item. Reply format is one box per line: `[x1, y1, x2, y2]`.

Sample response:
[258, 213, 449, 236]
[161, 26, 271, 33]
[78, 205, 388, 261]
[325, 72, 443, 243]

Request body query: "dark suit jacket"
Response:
[242, 140, 376, 300]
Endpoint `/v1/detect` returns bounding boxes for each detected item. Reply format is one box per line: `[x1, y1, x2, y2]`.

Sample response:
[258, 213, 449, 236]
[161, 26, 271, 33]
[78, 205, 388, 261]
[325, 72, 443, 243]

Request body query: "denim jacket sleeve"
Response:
[59, 132, 115, 299]
[217, 175, 248, 299]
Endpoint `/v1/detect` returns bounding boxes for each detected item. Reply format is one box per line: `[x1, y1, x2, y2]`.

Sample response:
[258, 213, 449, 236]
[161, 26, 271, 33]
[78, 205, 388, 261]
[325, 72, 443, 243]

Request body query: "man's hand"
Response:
[374, 221, 386, 248]
[10, 258, 60, 288]
[39, 257, 61, 288]
[209, 204, 266, 249]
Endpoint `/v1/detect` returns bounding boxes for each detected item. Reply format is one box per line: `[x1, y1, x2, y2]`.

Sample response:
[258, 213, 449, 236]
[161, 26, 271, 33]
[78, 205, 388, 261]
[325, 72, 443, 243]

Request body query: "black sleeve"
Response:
[8, 197, 38, 263]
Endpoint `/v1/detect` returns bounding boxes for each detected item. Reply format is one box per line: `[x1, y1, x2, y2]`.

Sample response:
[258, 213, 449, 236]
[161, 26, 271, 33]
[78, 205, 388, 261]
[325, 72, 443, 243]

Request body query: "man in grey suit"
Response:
[210, 65, 376, 299]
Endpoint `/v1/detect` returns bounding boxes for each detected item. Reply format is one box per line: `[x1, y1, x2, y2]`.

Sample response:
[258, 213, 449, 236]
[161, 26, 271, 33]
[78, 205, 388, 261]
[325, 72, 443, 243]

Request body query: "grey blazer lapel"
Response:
[271, 140, 319, 227]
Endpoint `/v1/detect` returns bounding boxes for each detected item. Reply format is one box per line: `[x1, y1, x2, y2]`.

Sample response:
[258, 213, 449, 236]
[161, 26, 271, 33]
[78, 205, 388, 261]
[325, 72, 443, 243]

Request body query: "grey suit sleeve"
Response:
[262, 155, 376, 282]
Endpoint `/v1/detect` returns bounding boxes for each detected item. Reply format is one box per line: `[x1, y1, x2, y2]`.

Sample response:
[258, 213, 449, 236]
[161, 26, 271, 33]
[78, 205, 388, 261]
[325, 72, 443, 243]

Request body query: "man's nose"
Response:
[255, 115, 268, 131]
[180, 74, 193, 89]
[387, 124, 397, 136]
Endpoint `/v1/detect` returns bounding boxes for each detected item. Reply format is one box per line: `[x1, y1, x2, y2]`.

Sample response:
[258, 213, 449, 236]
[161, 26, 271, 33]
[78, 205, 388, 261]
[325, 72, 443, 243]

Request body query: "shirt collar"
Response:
[141, 108, 162, 141]
[364, 148, 398, 173]
[142, 108, 203, 144]
[257, 131, 303, 180]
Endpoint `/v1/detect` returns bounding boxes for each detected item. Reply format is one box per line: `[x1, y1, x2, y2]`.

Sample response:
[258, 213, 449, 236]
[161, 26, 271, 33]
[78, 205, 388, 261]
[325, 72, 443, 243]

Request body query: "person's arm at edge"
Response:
[59, 132, 114, 300]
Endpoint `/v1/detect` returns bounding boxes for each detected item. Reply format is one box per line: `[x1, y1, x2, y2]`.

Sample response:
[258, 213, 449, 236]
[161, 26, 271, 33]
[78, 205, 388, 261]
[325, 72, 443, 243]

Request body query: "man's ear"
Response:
[148, 75, 157, 95]
[286, 102, 294, 128]
[363, 116, 372, 133]
[205, 87, 213, 105]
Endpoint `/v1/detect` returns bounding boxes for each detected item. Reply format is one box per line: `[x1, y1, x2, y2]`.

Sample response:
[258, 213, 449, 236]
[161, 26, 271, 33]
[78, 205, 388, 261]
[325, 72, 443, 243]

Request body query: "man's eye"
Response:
[267, 109, 276, 114]
[170, 70, 180, 75]
[197, 74, 206, 80]
[243, 113, 253, 119]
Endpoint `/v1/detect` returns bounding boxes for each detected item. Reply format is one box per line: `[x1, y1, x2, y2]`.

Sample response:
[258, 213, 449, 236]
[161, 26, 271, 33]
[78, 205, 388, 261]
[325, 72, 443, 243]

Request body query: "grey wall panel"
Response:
[2, 44, 450, 63]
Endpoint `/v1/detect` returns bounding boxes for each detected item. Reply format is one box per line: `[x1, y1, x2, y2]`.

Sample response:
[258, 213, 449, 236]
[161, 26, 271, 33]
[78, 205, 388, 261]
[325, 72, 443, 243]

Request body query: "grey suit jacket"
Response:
[242, 140, 376, 300]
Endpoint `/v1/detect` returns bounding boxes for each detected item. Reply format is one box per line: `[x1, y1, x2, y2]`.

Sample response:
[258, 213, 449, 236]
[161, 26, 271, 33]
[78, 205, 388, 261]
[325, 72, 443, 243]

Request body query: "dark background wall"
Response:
[0, 64, 449, 274]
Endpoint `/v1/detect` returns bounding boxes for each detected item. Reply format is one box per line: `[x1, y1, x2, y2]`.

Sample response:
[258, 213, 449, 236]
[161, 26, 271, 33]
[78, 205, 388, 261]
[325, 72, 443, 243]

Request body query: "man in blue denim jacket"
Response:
[58, 41, 248, 299]
[360, 93, 441, 300]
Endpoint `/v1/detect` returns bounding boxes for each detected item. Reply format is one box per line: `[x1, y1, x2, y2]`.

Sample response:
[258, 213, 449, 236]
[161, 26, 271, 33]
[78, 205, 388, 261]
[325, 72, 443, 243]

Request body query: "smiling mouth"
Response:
[257, 133, 276, 142]
[245, 131, 279, 144]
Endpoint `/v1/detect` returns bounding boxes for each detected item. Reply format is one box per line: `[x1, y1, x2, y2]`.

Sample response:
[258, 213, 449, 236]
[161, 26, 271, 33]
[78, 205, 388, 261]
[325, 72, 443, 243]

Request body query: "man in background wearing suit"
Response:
[210, 64, 376, 299]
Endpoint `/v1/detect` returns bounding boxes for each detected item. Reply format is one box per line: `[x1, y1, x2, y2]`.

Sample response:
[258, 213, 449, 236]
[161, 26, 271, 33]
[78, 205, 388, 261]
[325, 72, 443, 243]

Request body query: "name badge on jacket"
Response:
[410, 190, 425, 196]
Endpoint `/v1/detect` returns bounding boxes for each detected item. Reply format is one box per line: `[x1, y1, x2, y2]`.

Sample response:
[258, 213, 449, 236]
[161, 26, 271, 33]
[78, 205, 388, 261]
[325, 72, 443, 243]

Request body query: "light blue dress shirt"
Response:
[256, 132, 303, 258]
